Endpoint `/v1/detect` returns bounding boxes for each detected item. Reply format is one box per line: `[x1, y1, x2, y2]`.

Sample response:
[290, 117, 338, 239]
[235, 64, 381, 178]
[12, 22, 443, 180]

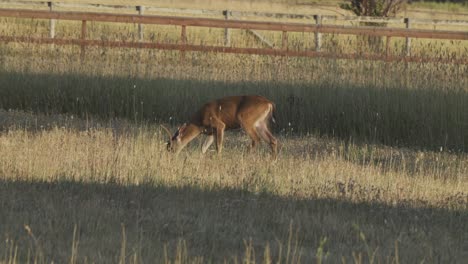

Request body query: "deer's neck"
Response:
[177, 124, 202, 152]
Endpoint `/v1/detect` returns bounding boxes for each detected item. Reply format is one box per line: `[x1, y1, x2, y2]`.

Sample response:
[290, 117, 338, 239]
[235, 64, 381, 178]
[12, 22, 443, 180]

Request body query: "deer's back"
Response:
[191, 95, 273, 129]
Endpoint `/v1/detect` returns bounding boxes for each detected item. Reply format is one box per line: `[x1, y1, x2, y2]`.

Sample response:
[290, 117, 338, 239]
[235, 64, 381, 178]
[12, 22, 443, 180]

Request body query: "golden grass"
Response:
[0, 110, 467, 263]
[0, 0, 347, 16]
[0, 2, 467, 262]
[1, 112, 466, 204]
[1, 41, 467, 150]
[1, 4, 466, 62]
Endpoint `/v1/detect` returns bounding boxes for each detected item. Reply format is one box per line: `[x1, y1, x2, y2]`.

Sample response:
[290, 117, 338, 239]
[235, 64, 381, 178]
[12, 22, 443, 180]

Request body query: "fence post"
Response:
[48, 2, 55, 38]
[80, 20, 87, 61]
[180, 25, 187, 61]
[405, 18, 411, 56]
[314, 15, 322, 52]
[223, 10, 231, 46]
[282, 31, 288, 51]
[137, 6, 145, 42]
[386, 36, 391, 61]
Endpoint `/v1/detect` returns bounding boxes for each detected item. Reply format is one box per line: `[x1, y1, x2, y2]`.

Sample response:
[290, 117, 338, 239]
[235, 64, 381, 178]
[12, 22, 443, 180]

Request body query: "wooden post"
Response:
[80, 20, 87, 61]
[181, 25, 187, 44]
[137, 6, 145, 42]
[386, 36, 391, 61]
[48, 2, 55, 38]
[180, 25, 187, 61]
[282, 31, 288, 51]
[223, 10, 231, 46]
[405, 18, 411, 56]
[314, 15, 322, 52]
[280, 31, 288, 74]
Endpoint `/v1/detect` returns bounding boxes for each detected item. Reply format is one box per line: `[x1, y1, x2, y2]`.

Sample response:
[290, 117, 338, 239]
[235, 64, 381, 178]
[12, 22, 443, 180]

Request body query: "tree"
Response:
[340, 1, 407, 52]
[340, 0, 407, 17]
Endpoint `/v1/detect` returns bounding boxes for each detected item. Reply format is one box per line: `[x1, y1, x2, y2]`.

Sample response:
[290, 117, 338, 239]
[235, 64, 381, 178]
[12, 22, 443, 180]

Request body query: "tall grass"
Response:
[0, 42, 467, 151]
[0, 114, 466, 263]
[0, 12, 467, 263]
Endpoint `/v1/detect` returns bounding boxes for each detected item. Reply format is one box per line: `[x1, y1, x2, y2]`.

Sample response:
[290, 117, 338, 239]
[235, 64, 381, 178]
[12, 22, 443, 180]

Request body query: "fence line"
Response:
[1, 9, 466, 39]
[2, 9, 466, 39]
[1, 0, 468, 26]
[2, 35, 465, 64]
[0, 8, 467, 64]
[2, 0, 468, 59]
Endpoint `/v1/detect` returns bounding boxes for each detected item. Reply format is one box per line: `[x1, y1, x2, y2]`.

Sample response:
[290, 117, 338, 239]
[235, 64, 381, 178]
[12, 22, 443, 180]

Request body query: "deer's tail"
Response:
[270, 103, 277, 125]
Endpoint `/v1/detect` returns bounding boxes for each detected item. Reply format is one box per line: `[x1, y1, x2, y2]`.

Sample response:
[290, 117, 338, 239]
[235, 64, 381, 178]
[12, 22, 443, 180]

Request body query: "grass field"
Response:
[0, 1, 467, 263]
[0, 110, 466, 263]
[1, 44, 466, 151]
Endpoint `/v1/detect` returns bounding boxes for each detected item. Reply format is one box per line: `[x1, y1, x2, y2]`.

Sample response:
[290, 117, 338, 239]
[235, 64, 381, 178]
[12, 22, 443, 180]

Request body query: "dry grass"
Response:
[0, 0, 347, 16]
[1, 1, 466, 61]
[0, 110, 467, 263]
[0, 2, 467, 263]
[1, 43, 466, 151]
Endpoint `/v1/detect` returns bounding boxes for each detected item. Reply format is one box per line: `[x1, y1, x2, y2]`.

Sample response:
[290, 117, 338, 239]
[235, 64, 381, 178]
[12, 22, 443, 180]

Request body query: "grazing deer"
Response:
[161, 95, 278, 158]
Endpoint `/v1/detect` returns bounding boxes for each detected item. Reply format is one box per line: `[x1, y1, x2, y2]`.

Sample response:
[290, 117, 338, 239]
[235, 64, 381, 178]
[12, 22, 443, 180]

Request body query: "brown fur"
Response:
[163, 95, 278, 158]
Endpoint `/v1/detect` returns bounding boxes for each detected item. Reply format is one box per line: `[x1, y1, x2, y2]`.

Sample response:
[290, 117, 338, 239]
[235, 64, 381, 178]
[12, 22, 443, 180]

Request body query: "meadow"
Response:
[0, 1, 467, 263]
[0, 109, 466, 263]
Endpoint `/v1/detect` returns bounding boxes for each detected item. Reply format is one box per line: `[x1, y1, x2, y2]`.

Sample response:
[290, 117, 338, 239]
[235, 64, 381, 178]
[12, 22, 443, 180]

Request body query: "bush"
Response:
[340, 0, 407, 17]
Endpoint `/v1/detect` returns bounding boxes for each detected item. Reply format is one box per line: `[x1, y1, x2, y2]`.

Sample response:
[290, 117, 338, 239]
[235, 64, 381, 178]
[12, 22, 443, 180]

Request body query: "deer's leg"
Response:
[212, 121, 226, 154]
[238, 115, 261, 152]
[257, 122, 278, 158]
[243, 125, 261, 152]
[201, 135, 214, 154]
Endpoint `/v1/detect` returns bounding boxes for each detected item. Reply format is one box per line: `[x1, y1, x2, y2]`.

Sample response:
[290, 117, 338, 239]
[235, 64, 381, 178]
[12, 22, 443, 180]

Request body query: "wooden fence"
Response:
[3, 1, 468, 26]
[0, 7, 467, 64]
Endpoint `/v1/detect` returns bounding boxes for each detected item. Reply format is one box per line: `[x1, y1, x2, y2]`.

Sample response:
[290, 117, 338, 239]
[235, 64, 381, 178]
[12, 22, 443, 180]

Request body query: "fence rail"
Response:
[0, 8, 467, 64]
[2, 0, 468, 26]
[1, 9, 467, 39]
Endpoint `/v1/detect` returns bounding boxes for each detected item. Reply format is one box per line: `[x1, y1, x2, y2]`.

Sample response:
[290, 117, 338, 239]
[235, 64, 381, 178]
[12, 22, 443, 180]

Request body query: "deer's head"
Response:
[161, 124, 188, 153]
[161, 124, 203, 154]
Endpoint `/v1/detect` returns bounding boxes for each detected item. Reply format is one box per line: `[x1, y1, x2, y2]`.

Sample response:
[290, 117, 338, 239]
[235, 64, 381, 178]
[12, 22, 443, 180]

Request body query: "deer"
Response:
[161, 95, 278, 158]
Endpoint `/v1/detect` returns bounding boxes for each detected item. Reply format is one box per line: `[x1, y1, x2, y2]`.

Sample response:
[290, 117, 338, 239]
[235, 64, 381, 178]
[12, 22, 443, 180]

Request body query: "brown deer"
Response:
[161, 95, 278, 158]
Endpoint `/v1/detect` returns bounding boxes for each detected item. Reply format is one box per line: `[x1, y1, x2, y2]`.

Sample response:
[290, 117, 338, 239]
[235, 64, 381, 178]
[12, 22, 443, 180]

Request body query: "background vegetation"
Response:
[0, 19, 466, 151]
[0, 1, 467, 263]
